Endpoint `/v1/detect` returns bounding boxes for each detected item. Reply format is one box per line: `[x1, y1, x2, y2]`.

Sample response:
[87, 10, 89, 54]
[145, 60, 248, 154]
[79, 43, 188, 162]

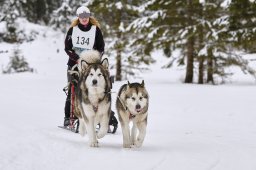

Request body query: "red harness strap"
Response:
[69, 83, 75, 128]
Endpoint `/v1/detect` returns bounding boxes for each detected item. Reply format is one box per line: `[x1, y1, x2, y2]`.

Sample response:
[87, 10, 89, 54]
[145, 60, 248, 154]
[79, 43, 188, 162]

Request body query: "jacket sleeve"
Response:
[64, 27, 79, 62]
[94, 27, 105, 56]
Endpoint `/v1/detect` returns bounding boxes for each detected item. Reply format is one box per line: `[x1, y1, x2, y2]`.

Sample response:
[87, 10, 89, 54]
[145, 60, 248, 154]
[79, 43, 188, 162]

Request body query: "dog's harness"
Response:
[93, 105, 98, 112]
[91, 90, 111, 113]
[116, 96, 136, 120]
[129, 113, 136, 119]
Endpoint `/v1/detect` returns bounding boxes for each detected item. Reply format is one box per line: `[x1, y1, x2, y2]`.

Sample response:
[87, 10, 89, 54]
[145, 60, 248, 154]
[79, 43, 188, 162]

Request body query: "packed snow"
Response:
[1, 21, 256, 170]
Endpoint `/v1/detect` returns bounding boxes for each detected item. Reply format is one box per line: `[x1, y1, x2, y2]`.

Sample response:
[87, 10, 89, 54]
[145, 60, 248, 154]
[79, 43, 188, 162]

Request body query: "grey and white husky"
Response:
[116, 81, 149, 148]
[74, 50, 112, 147]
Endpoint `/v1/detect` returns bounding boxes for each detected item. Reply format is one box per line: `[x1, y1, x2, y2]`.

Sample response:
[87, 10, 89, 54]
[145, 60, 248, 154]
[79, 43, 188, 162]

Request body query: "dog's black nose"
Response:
[92, 79, 97, 85]
[136, 104, 141, 110]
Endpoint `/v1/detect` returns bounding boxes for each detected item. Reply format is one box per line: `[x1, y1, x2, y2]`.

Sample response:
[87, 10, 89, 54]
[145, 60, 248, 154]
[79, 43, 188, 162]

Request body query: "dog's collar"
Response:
[117, 96, 136, 119]
[93, 105, 98, 112]
[129, 113, 136, 119]
[90, 91, 110, 112]
[125, 107, 135, 119]
[126, 107, 134, 119]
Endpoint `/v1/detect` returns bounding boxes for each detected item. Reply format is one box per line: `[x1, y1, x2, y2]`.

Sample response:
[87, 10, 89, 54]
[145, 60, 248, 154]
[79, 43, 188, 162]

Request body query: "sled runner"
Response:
[58, 120, 79, 133]
[59, 82, 79, 133]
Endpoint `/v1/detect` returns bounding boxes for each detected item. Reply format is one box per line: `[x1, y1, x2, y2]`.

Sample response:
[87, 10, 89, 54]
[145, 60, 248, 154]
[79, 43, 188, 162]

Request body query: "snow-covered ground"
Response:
[1, 22, 256, 170]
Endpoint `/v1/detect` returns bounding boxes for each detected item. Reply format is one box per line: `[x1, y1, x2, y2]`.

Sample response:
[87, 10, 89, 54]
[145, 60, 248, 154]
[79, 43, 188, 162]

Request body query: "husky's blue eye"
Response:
[139, 97, 143, 101]
[132, 97, 136, 101]
[98, 73, 102, 76]
[90, 73, 93, 76]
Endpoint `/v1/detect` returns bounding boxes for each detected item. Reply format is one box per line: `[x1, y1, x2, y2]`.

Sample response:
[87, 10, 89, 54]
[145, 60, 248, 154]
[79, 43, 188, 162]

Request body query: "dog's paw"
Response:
[97, 133, 106, 139]
[123, 143, 131, 148]
[89, 140, 99, 147]
[134, 141, 143, 148]
[97, 129, 107, 139]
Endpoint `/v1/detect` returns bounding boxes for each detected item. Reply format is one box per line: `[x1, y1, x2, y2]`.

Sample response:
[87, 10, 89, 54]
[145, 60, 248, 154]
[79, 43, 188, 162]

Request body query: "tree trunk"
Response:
[198, 4, 204, 84]
[185, 35, 194, 83]
[115, 7, 122, 81]
[184, 0, 194, 83]
[116, 48, 122, 81]
[198, 56, 204, 84]
[207, 48, 214, 84]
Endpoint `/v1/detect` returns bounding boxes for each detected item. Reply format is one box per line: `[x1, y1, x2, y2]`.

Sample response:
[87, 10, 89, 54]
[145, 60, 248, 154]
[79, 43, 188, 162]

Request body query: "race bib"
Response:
[72, 25, 96, 52]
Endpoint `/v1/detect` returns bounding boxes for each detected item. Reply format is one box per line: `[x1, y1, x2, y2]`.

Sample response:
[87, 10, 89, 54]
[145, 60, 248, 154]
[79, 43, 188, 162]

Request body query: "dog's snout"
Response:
[136, 104, 141, 110]
[92, 79, 97, 85]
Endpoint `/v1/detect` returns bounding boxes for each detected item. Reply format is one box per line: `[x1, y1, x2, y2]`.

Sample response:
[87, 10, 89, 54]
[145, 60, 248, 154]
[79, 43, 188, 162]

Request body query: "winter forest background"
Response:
[0, 0, 256, 83]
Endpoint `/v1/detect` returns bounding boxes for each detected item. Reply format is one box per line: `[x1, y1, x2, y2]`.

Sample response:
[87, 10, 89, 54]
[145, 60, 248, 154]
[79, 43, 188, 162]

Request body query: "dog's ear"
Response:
[127, 81, 131, 87]
[101, 58, 109, 69]
[141, 80, 145, 87]
[127, 81, 131, 90]
[80, 59, 89, 71]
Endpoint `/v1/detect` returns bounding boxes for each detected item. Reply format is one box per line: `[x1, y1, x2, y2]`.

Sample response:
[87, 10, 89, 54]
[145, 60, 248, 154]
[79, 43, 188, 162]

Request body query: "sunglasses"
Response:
[78, 12, 90, 19]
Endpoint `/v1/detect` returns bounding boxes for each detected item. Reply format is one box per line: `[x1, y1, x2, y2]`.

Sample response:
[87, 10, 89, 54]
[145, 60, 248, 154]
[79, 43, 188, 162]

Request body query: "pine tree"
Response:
[195, 0, 225, 84]
[130, 0, 255, 84]
[51, 0, 72, 33]
[3, 46, 33, 74]
[205, 0, 256, 83]
[130, 0, 202, 83]
[1, 0, 24, 43]
[22, 0, 62, 25]
[194, 0, 256, 84]
[229, 0, 256, 52]
[89, 0, 153, 81]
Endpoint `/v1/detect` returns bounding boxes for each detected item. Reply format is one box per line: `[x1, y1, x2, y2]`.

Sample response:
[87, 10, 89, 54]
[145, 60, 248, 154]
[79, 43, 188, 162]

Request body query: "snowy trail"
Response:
[1, 70, 256, 170]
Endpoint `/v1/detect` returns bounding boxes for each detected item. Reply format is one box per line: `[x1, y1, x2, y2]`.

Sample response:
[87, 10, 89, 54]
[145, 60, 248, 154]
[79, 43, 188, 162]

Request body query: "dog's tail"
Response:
[79, 50, 101, 64]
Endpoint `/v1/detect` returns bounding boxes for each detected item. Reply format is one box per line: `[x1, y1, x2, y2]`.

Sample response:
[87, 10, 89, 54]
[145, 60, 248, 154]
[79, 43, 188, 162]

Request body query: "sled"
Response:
[58, 123, 78, 133]
[59, 81, 79, 133]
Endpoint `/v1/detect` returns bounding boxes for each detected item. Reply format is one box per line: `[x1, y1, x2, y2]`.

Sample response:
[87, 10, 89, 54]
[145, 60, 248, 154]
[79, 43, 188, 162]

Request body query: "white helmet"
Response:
[76, 6, 91, 18]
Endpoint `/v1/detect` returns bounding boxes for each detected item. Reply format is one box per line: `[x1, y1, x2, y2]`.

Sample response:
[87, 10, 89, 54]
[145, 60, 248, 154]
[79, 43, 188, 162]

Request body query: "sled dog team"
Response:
[72, 50, 149, 148]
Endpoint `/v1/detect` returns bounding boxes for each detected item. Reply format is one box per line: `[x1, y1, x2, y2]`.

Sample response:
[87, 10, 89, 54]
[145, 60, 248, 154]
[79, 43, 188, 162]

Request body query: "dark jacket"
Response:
[64, 23, 105, 67]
